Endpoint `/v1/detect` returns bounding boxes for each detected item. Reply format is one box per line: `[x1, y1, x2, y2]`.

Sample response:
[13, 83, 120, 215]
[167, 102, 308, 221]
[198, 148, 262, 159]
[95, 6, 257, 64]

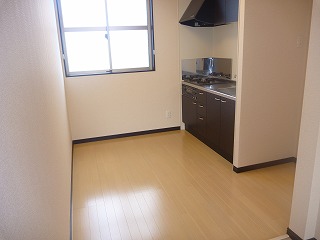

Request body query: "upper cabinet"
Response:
[225, 0, 239, 23]
[212, 0, 226, 26]
[213, 0, 238, 26]
[179, 0, 239, 27]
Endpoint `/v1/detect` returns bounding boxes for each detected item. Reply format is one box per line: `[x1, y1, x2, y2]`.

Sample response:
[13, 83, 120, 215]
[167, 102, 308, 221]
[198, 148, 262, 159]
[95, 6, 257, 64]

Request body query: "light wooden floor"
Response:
[72, 130, 295, 240]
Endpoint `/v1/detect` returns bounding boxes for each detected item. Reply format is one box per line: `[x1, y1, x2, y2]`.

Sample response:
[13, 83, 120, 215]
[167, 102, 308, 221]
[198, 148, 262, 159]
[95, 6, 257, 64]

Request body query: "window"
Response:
[56, 0, 155, 77]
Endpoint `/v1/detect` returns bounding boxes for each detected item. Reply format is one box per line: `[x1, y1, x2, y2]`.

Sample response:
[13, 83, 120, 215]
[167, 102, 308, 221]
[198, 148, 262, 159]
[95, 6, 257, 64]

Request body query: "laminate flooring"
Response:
[72, 130, 295, 240]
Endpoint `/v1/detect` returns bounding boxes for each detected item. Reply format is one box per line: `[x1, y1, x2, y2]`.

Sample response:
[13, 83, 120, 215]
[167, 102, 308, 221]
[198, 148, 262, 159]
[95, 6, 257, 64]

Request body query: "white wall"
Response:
[233, 0, 312, 168]
[212, 23, 238, 80]
[179, 0, 214, 59]
[289, 0, 320, 239]
[66, 0, 181, 140]
[179, 26, 214, 59]
[0, 0, 72, 240]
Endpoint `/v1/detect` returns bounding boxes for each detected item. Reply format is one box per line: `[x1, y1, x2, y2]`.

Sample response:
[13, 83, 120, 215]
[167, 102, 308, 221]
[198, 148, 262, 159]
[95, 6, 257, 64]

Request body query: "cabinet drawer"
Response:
[197, 91, 206, 103]
[197, 114, 207, 141]
[197, 114, 206, 139]
[197, 103, 206, 116]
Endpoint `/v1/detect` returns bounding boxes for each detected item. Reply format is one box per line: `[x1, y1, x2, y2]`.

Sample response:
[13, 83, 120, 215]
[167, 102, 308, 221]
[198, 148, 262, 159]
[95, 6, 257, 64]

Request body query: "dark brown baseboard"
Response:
[73, 126, 181, 144]
[70, 144, 74, 240]
[287, 228, 302, 240]
[233, 157, 296, 173]
[287, 227, 317, 240]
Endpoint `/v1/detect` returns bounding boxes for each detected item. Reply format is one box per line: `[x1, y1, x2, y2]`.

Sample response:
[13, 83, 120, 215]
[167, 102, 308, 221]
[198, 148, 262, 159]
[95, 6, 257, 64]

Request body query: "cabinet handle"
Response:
[199, 105, 204, 108]
[199, 117, 204, 120]
[221, 100, 227, 103]
[193, 102, 197, 105]
[215, 98, 220, 101]
[199, 92, 204, 95]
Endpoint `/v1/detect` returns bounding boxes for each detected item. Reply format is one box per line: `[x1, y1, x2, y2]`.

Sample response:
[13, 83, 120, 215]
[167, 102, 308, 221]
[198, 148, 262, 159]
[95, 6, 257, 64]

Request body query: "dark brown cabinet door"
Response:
[206, 93, 235, 163]
[206, 93, 221, 149]
[182, 95, 197, 133]
[226, 0, 239, 23]
[196, 115, 206, 140]
[213, 0, 227, 25]
[220, 96, 235, 162]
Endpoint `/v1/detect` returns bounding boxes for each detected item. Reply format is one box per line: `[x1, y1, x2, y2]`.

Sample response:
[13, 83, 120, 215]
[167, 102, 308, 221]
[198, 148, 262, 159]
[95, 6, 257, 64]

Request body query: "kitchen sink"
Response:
[217, 86, 236, 97]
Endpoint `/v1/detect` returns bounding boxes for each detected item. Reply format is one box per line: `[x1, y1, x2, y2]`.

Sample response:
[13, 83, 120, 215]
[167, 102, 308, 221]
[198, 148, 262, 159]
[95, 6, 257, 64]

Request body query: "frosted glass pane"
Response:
[65, 32, 110, 72]
[60, 0, 107, 27]
[110, 30, 149, 69]
[107, 0, 148, 26]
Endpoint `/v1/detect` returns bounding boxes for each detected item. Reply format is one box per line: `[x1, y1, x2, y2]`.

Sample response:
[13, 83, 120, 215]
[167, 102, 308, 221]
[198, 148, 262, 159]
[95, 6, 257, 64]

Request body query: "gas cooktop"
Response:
[182, 73, 231, 86]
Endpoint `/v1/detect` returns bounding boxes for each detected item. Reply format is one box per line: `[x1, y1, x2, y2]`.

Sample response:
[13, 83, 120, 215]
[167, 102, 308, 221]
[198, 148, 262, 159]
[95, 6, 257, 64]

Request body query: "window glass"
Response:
[57, 0, 154, 76]
[60, 0, 107, 28]
[107, 0, 148, 26]
[110, 30, 149, 69]
[65, 31, 110, 72]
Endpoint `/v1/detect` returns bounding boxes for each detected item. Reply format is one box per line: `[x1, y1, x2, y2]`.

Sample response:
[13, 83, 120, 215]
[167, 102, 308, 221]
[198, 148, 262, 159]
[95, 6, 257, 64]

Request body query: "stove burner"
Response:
[182, 73, 230, 86]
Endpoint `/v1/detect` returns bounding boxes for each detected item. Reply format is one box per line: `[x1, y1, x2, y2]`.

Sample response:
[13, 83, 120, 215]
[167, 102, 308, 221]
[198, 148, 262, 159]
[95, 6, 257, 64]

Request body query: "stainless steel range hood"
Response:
[179, 0, 226, 27]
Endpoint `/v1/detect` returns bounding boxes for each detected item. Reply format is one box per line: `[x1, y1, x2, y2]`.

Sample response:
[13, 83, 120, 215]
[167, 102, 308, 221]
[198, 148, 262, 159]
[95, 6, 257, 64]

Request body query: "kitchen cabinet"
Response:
[195, 90, 207, 141]
[213, 0, 239, 26]
[206, 93, 221, 150]
[182, 85, 235, 163]
[182, 94, 197, 134]
[220, 96, 236, 160]
[213, 0, 226, 26]
[207, 93, 235, 163]
[182, 86, 207, 142]
[225, 0, 239, 23]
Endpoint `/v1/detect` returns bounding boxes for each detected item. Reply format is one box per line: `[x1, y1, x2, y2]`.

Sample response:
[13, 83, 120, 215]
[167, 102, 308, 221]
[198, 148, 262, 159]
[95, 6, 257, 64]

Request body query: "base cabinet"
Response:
[182, 85, 235, 163]
[182, 94, 197, 133]
[182, 87, 207, 142]
[226, 0, 239, 23]
[194, 90, 207, 141]
[207, 93, 235, 163]
[206, 93, 221, 150]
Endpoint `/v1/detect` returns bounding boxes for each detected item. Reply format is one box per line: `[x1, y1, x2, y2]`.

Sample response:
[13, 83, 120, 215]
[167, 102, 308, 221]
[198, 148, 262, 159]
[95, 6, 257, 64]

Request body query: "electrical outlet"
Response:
[296, 36, 303, 48]
[166, 110, 172, 119]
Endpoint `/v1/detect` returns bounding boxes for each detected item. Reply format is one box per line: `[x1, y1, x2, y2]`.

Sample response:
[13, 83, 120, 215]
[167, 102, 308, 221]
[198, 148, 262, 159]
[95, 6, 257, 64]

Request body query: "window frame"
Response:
[55, 0, 155, 77]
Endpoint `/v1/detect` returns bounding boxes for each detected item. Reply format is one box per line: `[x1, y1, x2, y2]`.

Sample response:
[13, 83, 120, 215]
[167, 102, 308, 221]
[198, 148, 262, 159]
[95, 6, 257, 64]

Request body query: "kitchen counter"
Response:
[182, 81, 236, 100]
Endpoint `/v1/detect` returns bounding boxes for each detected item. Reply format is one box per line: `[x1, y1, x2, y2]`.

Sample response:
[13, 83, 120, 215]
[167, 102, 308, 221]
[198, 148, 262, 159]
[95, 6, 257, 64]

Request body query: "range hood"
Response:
[179, 0, 226, 27]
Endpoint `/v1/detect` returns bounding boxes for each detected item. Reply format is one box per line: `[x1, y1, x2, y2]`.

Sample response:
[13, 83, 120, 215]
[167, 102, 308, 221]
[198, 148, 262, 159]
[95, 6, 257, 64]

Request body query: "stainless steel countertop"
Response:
[182, 81, 236, 101]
